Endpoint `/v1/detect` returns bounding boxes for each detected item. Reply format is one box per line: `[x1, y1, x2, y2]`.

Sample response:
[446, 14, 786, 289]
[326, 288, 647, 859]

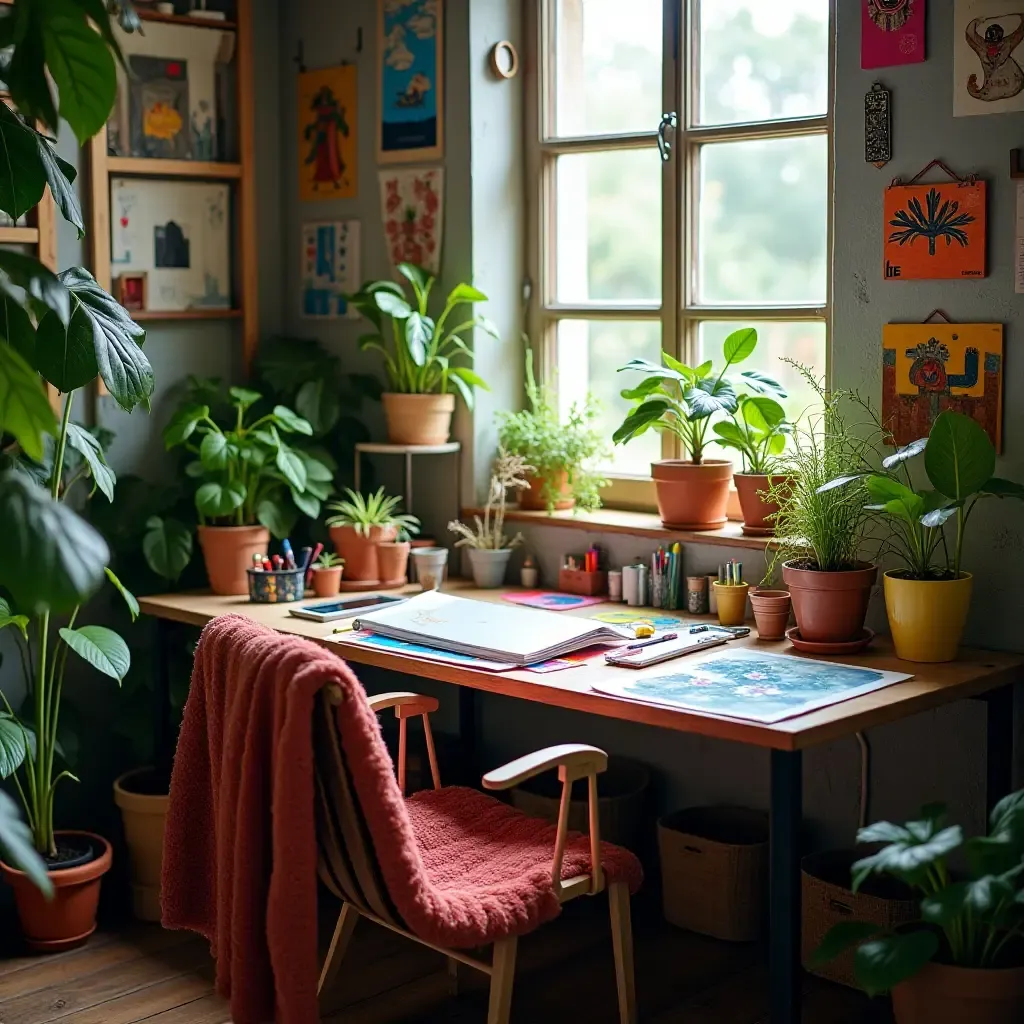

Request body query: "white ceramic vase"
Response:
[468, 548, 512, 589]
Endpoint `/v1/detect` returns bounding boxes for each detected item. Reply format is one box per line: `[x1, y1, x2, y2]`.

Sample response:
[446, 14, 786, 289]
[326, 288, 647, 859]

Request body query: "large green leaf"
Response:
[142, 516, 193, 582]
[0, 790, 51, 896]
[373, 291, 412, 319]
[200, 430, 229, 471]
[864, 476, 922, 524]
[0, 596, 29, 639]
[104, 566, 138, 621]
[0, 342, 57, 463]
[853, 823, 963, 890]
[722, 327, 758, 365]
[738, 368, 786, 397]
[0, 104, 47, 220]
[808, 921, 881, 968]
[920, 874, 1017, 928]
[33, 301, 99, 392]
[0, 713, 28, 778]
[295, 378, 340, 434]
[685, 376, 738, 419]
[290, 487, 320, 519]
[404, 312, 431, 365]
[711, 421, 748, 448]
[65, 422, 115, 501]
[1, 292, 39, 365]
[0, 470, 109, 613]
[446, 283, 487, 303]
[275, 446, 307, 491]
[163, 404, 209, 448]
[741, 395, 785, 432]
[853, 931, 939, 997]
[34, 136, 83, 238]
[59, 624, 130, 682]
[924, 410, 995, 501]
[272, 405, 313, 436]
[612, 398, 671, 445]
[196, 481, 245, 518]
[981, 478, 1024, 500]
[256, 497, 296, 539]
[0, 250, 70, 324]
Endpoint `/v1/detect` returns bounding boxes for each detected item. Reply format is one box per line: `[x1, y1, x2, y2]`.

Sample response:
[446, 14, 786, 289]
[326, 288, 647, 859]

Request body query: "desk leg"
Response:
[459, 687, 477, 779]
[770, 749, 803, 1024]
[986, 684, 1015, 815]
[154, 618, 175, 788]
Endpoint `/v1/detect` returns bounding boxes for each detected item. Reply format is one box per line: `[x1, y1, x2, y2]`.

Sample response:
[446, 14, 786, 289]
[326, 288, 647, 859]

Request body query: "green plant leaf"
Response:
[163, 404, 209, 448]
[854, 931, 939, 997]
[808, 921, 882, 968]
[142, 516, 193, 582]
[65, 422, 115, 501]
[34, 130, 84, 237]
[0, 790, 51, 897]
[685, 376, 738, 419]
[924, 410, 995, 502]
[256, 497, 296, 539]
[275, 446, 307, 491]
[817, 473, 868, 494]
[447, 283, 487, 303]
[404, 312, 431, 365]
[296, 450, 334, 483]
[448, 370, 475, 411]
[0, 713, 28, 778]
[0, 342, 57, 463]
[612, 398, 671, 445]
[864, 476, 921, 519]
[450, 366, 490, 391]
[738, 368, 786, 397]
[693, 359, 713, 378]
[620, 377, 666, 401]
[0, 470, 109, 613]
[33, 301, 99, 393]
[619, 356, 689, 384]
[104, 566, 138, 621]
[373, 291, 412, 319]
[0, 250, 70, 324]
[0, 104, 47, 220]
[741, 395, 785, 432]
[229, 386, 261, 410]
[853, 824, 963, 890]
[712, 421, 748, 446]
[295, 378, 340, 434]
[396, 262, 434, 297]
[200, 430, 229, 471]
[722, 327, 758, 365]
[0, 596, 29, 639]
[882, 437, 928, 470]
[196, 481, 245, 518]
[981, 478, 1024, 499]
[920, 501, 961, 529]
[59, 624, 130, 682]
[965, 792, 1024, 876]
[290, 487, 320, 519]
[272, 405, 313, 435]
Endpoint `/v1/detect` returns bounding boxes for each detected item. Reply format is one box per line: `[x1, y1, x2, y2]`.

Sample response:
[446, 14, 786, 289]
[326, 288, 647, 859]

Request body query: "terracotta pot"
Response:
[312, 566, 344, 598]
[782, 560, 877, 644]
[520, 470, 575, 511]
[113, 769, 168, 922]
[197, 525, 269, 596]
[884, 571, 973, 663]
[651, 460, 733, 529]
[734, 473, 792, 533]
[1, 831, 113, 951]
[329, 524, 397, 581]
[749, 589, 792, 641]
[382, 392, 455, 446]
[376, 541, 411, 583]
[891, 961, 1024, 1024]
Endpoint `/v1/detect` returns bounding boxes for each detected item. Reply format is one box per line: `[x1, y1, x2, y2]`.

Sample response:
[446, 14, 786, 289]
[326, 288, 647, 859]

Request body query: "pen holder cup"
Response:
[713, 582, 749, 626]
[559, 568, 608, 597]
[248, 568, 306, 604]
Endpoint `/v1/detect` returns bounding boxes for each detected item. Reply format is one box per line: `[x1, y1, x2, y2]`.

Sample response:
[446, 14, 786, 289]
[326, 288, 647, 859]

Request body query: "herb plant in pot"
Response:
[613, 328, 785, 530]
[311, 551, 345, 597]
[812, 794, 1024, 1024]
[350, 263, 496, 445]
[324, 487, 420, 584]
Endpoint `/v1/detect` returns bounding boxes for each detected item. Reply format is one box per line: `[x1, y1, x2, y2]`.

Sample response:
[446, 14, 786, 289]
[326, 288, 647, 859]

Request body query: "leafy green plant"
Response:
[325, 487, 421, 536]
[819, 411, 1024, 580]
[448, 449, 531, 550]
[712, 393, 793, 475]
[811, 793, 1024, 995]
[163, 385, 334, 539]
[888, 188, 974, 257]
[349, 263, 496, 406]
[612, 328, 785, 463]
[496, 345, 609, 513]
[314, 551, 344, 569]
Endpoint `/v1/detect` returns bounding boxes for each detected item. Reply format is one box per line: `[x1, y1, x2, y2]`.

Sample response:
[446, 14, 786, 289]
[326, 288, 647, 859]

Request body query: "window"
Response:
[527, 0, 832, 507]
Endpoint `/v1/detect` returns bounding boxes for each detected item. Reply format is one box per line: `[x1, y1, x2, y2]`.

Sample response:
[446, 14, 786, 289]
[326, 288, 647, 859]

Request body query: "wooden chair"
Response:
[313, 689, 641, 1024]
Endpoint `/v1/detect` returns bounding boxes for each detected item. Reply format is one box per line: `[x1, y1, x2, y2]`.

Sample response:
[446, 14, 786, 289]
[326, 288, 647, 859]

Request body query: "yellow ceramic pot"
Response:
[883, 571, 973, 663]
[713, 582, 749, 626]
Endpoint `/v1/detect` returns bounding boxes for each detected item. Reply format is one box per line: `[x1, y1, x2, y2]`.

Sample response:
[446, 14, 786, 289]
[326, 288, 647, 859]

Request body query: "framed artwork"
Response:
[882, 322, 1004, 451]
[954, 0, 1024, 116]
[883, 180, 987, 279]
[129, 55, 190, 160]
[862, 0, 926, 69]
[378, 167, 443, 273]
[297, 65, 357, 201]
[301, 220, 361, 319]
[377, 0, 443, 163]
[116, 272, 148, 312]
[110, 178, 232, 312]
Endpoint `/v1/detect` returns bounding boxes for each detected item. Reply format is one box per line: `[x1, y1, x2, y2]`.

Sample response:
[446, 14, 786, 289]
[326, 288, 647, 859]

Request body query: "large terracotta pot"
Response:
[891, 961, 1024, 1024]
[1, 831, 113, 951]
[883, 571, 973, 663]
[312, 566, 344, 598]
[520, 470, 575, 511]
[197, 525, 269, 596]
[376, 541, 411, 583]
[652, 460, 733, 529]
[382, 392, 455, 446]
[113, 769, 168, 922]
[734, 473, 792, 534]
[782, 560, 877, 644]
[329, 524, 397, 582]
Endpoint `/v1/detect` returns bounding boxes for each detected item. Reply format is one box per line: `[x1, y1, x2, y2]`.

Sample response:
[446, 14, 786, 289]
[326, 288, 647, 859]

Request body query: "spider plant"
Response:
[888, 188, 975, 257]
[313, 551, 344, 570]
[325, 487, 421, 537]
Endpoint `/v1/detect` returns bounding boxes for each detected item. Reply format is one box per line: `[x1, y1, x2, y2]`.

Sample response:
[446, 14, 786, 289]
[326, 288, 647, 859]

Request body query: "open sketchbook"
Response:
[352, 590, 634, 666]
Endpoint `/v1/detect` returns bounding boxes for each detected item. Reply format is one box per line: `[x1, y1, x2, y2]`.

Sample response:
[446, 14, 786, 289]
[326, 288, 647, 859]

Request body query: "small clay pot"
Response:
[329, 524, 397, 581]
[734, 473, 793, 534]
[312, 566, 344, 598]
[114, 770, 168, 922]
[376, 541, 411, 583]
[652, 460, 733, 529]
[197, 524, 270, 595]
[782, 560, 877, 644]
[381, 392, 455, 446]
[520, 470, 575, 511]
[749, 589, 792, 641]
[891, 961, 1024, 1024]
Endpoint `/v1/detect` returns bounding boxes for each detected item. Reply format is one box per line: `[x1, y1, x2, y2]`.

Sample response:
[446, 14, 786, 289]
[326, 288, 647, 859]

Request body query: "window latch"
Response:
[657, 112, 678, 162]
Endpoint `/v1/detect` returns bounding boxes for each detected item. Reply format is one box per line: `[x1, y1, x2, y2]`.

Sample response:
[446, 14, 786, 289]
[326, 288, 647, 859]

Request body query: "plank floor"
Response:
[0, 897, 891, 1023]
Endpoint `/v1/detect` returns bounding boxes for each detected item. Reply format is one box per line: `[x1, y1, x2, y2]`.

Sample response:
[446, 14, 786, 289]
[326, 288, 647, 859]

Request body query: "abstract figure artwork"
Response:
[954, 1, 1024, 115]
[882, 322, 1004, 451]
[862, 0, 926, 69]
[298, 65, 357, 201]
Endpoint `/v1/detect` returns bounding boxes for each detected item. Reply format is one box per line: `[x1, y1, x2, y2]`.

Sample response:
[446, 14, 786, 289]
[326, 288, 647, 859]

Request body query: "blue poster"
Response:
[300, 220, 360, 319]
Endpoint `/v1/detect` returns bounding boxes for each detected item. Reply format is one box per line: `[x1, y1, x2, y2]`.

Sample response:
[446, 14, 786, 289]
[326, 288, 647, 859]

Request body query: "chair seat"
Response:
[402, 786, 643, 947]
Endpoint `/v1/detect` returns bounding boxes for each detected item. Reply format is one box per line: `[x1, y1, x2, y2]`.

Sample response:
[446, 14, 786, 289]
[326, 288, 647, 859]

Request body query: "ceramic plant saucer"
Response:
[660, 518, 729, 531]
[785, 626, 875, 656]
[740, 524, 775, 537]
[337, 577, 407, 592]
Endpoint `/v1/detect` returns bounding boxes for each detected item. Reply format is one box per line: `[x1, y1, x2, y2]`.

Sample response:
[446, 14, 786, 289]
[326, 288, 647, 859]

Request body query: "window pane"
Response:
[554, 0, 662, 137]
[556, 149, 662, 303]
[696, 0, 829, 126]
[557, 319, 662, 474]
[697, 135, 827, 306]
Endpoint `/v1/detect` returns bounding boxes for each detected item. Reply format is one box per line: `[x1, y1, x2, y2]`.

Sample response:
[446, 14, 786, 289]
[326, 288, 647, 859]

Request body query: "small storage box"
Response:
[558, 568, 607, 596]
[247, 568, 305, 603]
[658, 806, 768, 942]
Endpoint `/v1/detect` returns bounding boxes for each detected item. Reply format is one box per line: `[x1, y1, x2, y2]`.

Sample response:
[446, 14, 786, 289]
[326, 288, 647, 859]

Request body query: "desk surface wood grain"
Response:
[138, 583, 1023, 752]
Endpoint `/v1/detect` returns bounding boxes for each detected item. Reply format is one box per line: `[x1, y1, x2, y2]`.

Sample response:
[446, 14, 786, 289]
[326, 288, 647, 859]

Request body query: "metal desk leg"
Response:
[986, 684, 1015, 815]
[154, 618, 176, 788]
[770, 748, 803, 1024]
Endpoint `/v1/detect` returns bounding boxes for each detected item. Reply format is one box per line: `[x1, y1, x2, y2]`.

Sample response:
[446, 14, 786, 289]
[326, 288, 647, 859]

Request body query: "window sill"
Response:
[460, 506, 773, 551]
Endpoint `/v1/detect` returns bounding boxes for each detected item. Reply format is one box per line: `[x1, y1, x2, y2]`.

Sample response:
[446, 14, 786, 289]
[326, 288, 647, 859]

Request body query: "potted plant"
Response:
[812, 794, 1024, 1024]
[819, 411, 1024, 662]
[448, 450, 530, 588]
[349, 263, 496, 445]
[496, 344, 609, 513]
[324, 487, 420, 583]
[376, 527, 414, 585]
[164, 385, 333, 595]
[613, 328, 785, 529]
[311, 551, 345, 597]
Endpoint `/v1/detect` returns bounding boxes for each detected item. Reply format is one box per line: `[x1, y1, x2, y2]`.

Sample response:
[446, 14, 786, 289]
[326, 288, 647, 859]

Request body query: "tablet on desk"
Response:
[289, 594, 408, 622]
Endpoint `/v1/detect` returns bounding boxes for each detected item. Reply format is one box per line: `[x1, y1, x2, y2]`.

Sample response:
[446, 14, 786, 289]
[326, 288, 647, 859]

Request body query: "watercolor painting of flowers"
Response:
[378, 167, 443, 273]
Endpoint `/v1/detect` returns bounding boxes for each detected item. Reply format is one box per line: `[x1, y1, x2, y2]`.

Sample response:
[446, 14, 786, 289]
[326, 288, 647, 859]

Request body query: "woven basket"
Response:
[802, 848, 918, 988]
[658, 806, 768, 942]
[510, 757, 650, 849]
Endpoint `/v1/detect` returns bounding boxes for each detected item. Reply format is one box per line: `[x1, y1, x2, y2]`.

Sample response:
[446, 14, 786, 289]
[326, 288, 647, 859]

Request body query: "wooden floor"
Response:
[0, 897, 890, 1023]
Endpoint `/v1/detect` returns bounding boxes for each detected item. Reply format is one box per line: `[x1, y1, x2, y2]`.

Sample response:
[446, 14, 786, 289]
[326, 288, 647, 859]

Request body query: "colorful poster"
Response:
[379, 167, 443, 273]
[298, 65, 357, 201]
[883, 181, 987, 280]
[301, 220, 360, 319]
[882, 322, 1004, 451]
[954, 0, 1024, 116]
[862, 0, 926, 69]
[503, 591, 606, 611]
[378, 0, 443, 163]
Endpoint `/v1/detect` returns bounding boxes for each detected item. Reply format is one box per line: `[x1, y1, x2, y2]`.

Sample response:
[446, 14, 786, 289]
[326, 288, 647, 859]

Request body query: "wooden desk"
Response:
[139, 583, 1021, 1024]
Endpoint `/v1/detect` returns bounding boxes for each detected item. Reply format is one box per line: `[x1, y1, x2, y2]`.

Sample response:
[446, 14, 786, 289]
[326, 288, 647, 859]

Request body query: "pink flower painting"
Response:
[378, 167, 444, 274]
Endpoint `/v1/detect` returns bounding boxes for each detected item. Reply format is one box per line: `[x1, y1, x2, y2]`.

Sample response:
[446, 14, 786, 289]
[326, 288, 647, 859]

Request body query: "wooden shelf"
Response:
[138, 10, 237, 30]
[107, 157, 243, 180]
[132, 308, 242, 322]
[0, 226, 40, 244]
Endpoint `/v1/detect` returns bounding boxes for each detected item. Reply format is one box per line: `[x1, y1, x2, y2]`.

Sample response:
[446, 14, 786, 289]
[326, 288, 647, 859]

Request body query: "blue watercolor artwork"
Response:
[593, 650, 912, 724]
[301, 220, 360, 319]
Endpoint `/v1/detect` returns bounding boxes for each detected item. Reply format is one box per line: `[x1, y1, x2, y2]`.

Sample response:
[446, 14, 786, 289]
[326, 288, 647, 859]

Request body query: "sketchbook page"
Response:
[593, 649, 912, 724]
